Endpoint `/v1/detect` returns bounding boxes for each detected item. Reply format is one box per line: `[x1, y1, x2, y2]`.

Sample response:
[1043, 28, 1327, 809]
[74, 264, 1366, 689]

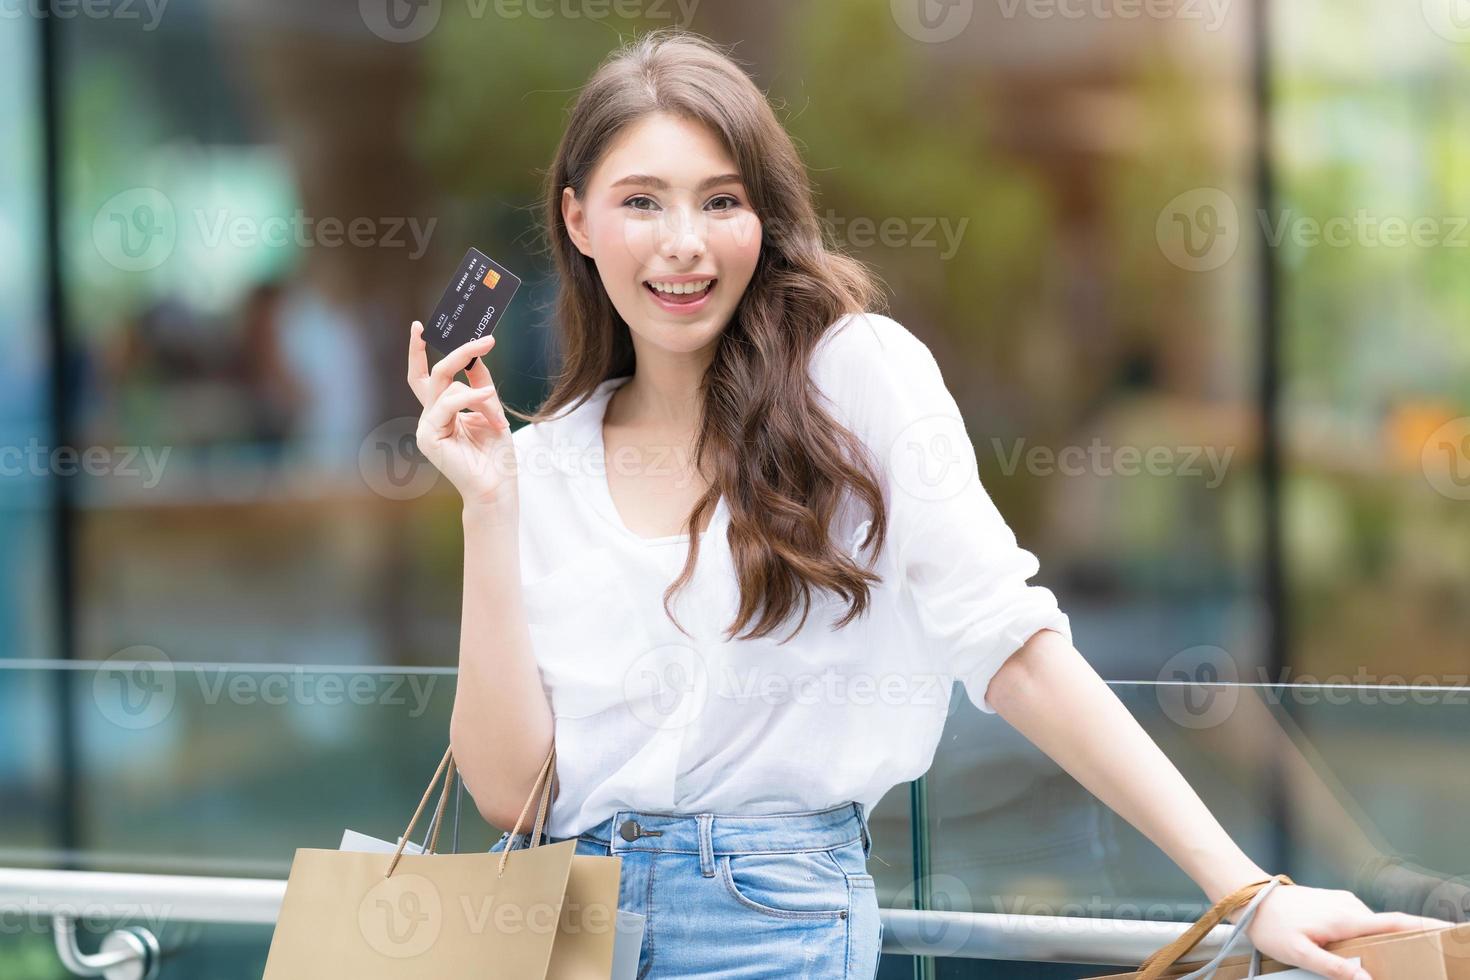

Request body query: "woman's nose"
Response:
[658, 206, 707, 260]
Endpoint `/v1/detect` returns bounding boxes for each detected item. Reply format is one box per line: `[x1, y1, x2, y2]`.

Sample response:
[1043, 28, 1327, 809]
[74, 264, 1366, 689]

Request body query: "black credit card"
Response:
[425, 246, 522, 361]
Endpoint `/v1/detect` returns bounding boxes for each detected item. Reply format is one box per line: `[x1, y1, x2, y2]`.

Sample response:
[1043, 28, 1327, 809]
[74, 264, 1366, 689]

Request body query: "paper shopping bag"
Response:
[262, 741, 625, 979]
[1090, 924, 1470, 979]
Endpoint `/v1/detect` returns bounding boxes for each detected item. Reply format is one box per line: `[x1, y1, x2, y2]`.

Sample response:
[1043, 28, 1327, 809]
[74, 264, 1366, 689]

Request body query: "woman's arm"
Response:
[448, 508, 556, 831]
[985, 627, 1450, 979]
[986, 628, 1267, 906]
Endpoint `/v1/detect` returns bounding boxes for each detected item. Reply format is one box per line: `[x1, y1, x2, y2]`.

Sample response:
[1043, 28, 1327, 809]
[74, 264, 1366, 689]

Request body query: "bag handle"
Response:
[1136, 874, 1296, 979]
[495, 742, 557, 880]
[384, 741, 558, 878]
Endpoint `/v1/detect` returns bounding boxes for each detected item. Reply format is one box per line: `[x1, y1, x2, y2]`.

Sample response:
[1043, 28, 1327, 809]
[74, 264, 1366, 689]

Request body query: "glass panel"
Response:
[926, 679, 1470, 977]
[1274, 0, 1470, 691]
[0, 4, 51, 665]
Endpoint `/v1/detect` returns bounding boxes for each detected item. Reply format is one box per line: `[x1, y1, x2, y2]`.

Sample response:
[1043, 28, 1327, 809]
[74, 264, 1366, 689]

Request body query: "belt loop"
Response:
[698, 813, 715, 878]
[856, 802, 872, 858]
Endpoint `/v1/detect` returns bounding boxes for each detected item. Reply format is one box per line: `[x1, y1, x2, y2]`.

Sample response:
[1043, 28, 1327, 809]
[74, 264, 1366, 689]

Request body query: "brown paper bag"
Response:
[262, 742, 624, 979]
[1089, 923, 1470, 979]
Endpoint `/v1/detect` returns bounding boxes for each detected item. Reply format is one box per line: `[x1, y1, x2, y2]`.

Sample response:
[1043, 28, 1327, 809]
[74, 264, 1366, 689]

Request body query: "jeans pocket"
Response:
[719, 849, 850, 919]
[846, 874, 882, 979]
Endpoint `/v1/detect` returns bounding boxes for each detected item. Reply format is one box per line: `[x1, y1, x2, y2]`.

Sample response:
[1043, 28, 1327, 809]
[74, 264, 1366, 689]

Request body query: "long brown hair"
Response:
[512, 27, 890, 644]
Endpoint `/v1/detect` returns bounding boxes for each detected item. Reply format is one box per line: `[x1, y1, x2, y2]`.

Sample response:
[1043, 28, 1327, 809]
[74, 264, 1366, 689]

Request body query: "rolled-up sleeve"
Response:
[812, 313, 1073, 713]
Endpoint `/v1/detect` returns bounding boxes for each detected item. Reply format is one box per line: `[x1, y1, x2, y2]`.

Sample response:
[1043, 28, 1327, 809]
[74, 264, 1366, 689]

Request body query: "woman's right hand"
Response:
[407, 321, 518, 519]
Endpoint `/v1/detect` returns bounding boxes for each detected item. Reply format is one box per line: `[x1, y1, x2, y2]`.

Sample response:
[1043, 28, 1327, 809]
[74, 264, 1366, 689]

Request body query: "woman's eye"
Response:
[623, 194, 742, 212]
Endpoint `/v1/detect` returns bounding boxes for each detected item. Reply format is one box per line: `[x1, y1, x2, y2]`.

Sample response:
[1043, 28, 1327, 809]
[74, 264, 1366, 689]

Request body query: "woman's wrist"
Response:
[1192, 849, 1274, 913]
[462, 499, 518, 531]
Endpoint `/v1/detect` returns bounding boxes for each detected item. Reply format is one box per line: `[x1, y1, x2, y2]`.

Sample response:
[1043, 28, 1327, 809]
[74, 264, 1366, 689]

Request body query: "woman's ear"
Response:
[562, 186, 592, 258]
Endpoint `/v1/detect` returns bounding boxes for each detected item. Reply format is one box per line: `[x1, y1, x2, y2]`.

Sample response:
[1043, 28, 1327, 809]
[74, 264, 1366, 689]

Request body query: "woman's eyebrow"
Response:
[610, 173, 744, 192]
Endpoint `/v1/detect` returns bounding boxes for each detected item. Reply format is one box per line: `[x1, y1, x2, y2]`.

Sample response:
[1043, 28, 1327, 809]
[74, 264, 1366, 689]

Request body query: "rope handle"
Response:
[384, 741, 557, 878]
[496, 742, 557, 879]
[1136, 874, 1296, 979]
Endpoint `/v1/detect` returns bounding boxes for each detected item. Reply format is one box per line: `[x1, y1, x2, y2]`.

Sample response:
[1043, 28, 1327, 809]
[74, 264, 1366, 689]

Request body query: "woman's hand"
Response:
[1242, 882, 1456, 979]
[406, 321, 517, 517]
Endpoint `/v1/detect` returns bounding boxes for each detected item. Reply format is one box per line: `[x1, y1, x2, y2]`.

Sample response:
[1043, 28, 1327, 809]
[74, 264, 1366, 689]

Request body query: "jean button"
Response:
[619, 819, 663, 841]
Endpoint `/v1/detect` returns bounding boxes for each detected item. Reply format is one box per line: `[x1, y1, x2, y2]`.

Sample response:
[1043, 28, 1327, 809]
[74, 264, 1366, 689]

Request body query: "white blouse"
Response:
[510, 311, 1072, 839]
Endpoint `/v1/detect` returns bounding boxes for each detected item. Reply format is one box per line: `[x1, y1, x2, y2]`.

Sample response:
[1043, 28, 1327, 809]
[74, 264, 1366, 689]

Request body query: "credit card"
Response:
[424, 246, 522, 364]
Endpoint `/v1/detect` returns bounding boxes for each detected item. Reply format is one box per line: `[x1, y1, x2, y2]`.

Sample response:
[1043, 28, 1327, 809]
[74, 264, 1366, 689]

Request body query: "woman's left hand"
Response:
[1243, 883, 1456, 979]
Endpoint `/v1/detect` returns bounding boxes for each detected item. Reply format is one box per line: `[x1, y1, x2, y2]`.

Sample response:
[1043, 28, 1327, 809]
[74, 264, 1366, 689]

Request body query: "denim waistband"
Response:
[502, 800, 873, 860]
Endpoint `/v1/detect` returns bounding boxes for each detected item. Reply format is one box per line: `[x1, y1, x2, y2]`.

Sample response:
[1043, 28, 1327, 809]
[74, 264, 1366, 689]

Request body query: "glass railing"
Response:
[3, 660, 1467, 979]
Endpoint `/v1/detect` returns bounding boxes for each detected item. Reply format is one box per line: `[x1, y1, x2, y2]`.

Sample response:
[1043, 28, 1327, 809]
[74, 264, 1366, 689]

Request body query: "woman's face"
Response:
[562, 112, 762, 358]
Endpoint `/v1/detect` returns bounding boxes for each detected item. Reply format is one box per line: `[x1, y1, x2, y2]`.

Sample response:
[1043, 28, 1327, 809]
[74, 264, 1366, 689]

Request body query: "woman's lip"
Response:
[644, 279, 716, 313]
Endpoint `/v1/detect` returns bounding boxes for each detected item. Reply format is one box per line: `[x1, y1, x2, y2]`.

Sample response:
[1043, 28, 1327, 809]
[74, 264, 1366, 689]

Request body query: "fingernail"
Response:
[1355, 971, 1371, 980]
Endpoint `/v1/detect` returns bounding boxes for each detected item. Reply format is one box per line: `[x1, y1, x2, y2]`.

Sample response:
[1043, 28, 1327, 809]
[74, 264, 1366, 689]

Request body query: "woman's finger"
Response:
[1283, 939, 1368, 980]
[466, 350, 494, 389]
[430, 334, 496, 388]
[1364, 911, 1457, 934]
[421, 382, 499, 439]
[406, 321, 431, 405]
[462, 378, 507, 432]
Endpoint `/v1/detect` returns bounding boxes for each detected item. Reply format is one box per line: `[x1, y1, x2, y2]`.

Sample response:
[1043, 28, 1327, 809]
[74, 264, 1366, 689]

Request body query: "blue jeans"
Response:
[490, 800, 884, 979]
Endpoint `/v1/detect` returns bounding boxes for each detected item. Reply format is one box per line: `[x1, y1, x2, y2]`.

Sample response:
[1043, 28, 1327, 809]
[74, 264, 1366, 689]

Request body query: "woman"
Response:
[406, 27, 1448, 980]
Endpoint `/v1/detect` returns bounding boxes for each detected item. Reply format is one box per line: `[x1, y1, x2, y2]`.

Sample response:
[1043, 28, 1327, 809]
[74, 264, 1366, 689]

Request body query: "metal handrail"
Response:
[1, 865, 1243, 965]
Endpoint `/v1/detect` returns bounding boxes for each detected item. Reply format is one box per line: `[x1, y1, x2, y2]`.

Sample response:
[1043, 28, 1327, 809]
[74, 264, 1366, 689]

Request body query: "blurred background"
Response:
[1, 0, 1468, 977]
